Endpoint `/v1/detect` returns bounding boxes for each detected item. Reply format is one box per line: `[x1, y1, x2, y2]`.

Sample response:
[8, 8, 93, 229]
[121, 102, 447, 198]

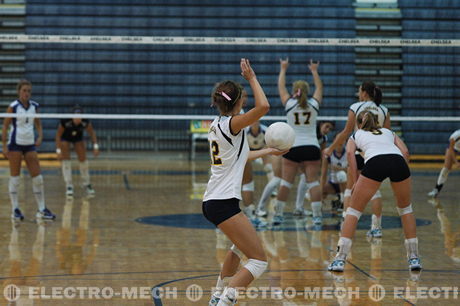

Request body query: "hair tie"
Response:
[220, 91, 232, 101]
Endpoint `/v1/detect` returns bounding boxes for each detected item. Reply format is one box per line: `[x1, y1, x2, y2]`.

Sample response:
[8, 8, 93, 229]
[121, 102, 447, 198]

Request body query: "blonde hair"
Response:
[292, 80, 310, 109]
[357, 111, 381, 132]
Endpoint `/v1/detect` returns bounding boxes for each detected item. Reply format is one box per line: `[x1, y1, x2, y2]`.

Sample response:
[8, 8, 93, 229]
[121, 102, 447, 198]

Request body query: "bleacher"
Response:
[23, 0, 356, 151]
[399, 0, 460, 154]
[0, 0, 457, 154]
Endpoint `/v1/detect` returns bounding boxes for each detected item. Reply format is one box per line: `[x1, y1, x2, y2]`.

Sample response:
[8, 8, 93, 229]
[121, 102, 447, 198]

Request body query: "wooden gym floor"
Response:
[0, 153, 458, 305]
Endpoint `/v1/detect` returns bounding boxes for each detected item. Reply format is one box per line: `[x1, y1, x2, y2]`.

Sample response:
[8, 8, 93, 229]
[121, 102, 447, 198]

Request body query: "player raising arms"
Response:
[203, 59, 285, 306]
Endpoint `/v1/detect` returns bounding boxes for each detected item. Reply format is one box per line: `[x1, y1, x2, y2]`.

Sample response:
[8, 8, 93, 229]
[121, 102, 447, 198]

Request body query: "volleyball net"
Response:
[0, 34, 459, 157]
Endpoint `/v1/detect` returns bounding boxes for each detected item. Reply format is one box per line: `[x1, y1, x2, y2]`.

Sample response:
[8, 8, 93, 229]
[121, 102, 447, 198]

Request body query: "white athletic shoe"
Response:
[256, 208, 268, 218]
[427, 188, 439, 197]
[408, 257, 422, 271]
[367, 228, 383, 238]
[328, 259, 345, 272]
[208, 294, 220, 306]
[66, 185, 74, 196]
[85, 184, 95, 196]
[293, 208, 312, 217]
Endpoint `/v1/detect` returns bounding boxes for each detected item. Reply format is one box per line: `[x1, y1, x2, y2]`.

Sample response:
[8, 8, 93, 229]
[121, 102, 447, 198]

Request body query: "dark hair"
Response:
[357, 111, 380, 132]
[361, 81, 382, 106]
[320, 120, 335, 128]
[72, 105, 83, 113]
[16, 79, 32, 92]
[211, 80, 243, 115]
[292, 80, 310, 109]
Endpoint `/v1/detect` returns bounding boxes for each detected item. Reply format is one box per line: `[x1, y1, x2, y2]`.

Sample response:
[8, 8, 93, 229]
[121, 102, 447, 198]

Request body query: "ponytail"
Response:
[361, 81, 382, 106]
[357, 111, 381, 132]
[292, 80, 310, 109]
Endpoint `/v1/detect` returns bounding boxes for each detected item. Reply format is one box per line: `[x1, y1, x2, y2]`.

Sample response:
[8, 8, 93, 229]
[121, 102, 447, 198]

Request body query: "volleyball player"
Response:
[272, 58, 324, 225]
[55, 105, 99, 197]
[2, 79, 56, 221]
[328, 111, 422, 272]
[325, 81, 390, 237]
[294, 120, 335, 217]
[203, 59, 285, 306]
[427, 129, 460, 197]
[320, 142, 348, 214]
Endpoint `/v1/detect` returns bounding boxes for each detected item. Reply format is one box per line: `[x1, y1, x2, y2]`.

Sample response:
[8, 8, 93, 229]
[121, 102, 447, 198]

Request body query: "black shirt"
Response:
[60, 119, 90, 142]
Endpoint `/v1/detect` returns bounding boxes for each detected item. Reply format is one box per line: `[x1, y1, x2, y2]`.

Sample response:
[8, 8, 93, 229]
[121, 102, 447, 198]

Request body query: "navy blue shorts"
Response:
[283, 145, 321, 163]
[8, 143, 36, 154]
[361, 154, 410, 183]
[202, 198, 241, 227]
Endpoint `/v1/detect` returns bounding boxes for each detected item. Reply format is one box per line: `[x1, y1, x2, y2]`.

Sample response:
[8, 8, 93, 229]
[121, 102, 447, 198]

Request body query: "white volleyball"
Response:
[336, 170, 348, 183]
[264, 122, 295, 151]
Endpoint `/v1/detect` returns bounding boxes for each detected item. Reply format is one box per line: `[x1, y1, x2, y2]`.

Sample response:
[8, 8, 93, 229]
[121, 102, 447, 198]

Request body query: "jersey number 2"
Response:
[294, 112, 311, 125]
[211, 141, 222, 165]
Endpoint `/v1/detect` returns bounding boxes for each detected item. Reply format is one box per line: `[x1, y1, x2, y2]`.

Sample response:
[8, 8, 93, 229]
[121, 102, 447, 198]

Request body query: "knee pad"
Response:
[230, 244, 243, 259]
[9, 176, 20, 192]
[244, 258, 268, 279]
[242, 181, 254, 192]
[345, 207, 362, 220]
[32, 175, 44, 188]
[263, 163, 273, 173]
[344, 189, 352, 198]
[280, 179, 292, 189]
[397, 204, 413, 216]
[371, 190, 382, 201]
[306, 180, 320, 190]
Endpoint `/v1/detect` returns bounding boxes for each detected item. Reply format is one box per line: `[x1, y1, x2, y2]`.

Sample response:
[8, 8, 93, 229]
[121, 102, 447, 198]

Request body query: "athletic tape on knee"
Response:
[280, 179, 292, 189]
[371, 190, 382, 200]
[230, 244, 243, 259]
[346, 207, 362, 220]
[242, 181, 254, 192]
[397, 204, 413, 216]
[306, 180, 320, 190]
[244, 258, 268, 279]
[344, 189, 352, 198]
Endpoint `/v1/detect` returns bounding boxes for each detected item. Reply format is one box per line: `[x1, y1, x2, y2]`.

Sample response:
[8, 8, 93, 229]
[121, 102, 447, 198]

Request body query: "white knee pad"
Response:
[306, 180, 320, 190]
[371, 190, 382, 200]
[397, 204, 413, 216]
[280, 179, 292, 189]
[32, 175, 44, 189]
[345, 207, 362, 220]
[244, 258, 268, 279]
[230, 244, 243, 259]
[263, 163, 273, 173]
[344, 189, 352, 198]
[9, 176, 20, 192]
[242, 181, 254, 192]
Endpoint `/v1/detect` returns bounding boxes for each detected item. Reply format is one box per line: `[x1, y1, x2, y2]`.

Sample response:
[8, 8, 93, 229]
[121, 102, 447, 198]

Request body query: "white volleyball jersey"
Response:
[246, 124, 267, 150]
[351, 128, 403, 163]
[285, 97, 319, 148]
[203, 116, 249, 201]
[450, 129, 460, 151]
[349, 101, 388, 129]
[328, 149, 348, 183]
[8, 100, 39, 146]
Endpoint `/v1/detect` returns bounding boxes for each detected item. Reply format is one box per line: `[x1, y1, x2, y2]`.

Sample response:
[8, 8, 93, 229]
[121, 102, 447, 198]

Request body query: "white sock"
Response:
[336, 237, 352, 260]
[274, 200, 286, 216]
[371, 214, 382, 230]
[32, 175, 46, 211]
[436, 167, 450, 186]
[213, 276, 230, 297]
[218, 287, 236, 305]
[79, 160, 90, 186]
[311, 201, 322, 217]
[9, 176, 20, 211]
[257, 176, 280, 211]
[62, 160, 73, 187]
[295, 174, 308, 210]
[405, 238, 419, 259]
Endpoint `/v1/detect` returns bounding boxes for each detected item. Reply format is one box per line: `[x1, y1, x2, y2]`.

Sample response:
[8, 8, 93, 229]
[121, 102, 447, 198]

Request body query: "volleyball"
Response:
[336, 170, 347, 183]
[264, 122, 295, 151]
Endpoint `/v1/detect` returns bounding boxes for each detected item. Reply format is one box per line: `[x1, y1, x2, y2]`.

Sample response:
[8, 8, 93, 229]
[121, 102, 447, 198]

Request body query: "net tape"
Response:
[1, 34, 459, 47]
